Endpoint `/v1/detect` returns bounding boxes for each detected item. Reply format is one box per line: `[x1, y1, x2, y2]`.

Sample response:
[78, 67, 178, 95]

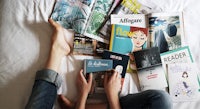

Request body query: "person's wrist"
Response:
[45, 47, 63, 72]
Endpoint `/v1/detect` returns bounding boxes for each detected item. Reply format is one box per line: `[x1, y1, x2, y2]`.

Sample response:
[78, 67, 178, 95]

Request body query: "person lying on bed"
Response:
[25, 19, 172, 109]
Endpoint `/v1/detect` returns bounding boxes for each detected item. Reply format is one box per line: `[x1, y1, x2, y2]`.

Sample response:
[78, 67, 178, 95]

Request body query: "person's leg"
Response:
[120, 90, 172, 109]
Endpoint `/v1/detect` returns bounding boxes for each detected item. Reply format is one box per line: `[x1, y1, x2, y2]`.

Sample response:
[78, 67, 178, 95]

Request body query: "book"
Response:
[73, 33, 109, 56]
[84, 59, 113, 103]
[109, 15, 149, 73]
[148, 12, 185, 53]
[102, 50, 130, 78]
[160, 46, 193, 74]
[51, 0, 96, 34]
[133, 47, 168, 91]
[167, 63, 199, 102]
[98, 0, 152, 40]
[84, 59, 113, 74]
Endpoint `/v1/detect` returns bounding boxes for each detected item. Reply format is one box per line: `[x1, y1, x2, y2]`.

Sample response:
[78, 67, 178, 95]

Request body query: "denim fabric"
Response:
[120, 90, 172, 109]
[25, 69, 62, 109]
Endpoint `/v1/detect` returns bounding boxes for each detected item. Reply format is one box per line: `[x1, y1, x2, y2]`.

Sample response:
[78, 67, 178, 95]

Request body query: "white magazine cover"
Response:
[167, 63, 199, 102]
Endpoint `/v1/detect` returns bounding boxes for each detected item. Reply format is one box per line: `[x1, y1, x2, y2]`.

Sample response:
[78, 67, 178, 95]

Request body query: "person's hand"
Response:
[104, 70, 121, 109]
[76, 69, 93, 109]
[76, 69, 93, 97]
[58, 94, 74, 109]
[48, 18, 71, 56]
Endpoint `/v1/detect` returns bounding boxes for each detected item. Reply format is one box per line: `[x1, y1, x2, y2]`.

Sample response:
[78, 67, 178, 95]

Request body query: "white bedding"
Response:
[0, 0, 200, 109]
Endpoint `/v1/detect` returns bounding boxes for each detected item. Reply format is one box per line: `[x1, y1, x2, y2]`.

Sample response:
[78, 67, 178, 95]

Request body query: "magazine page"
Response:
[51, 0, 96, 34]
[84, 0, 114, 44]
[148, 12, 185, 53]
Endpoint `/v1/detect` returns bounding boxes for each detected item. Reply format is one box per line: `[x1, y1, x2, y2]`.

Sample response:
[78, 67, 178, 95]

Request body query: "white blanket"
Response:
[0, 0, 200, 109]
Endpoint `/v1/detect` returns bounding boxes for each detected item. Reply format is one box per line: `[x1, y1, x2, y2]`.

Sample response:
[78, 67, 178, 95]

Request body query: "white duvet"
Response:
[0, 0, 200, 109]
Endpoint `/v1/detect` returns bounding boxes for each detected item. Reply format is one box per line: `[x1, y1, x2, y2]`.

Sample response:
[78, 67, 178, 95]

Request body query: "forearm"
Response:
[76, 94, 88, 109]
[45, 46, 63, 72]
[107, 95, 121, 109]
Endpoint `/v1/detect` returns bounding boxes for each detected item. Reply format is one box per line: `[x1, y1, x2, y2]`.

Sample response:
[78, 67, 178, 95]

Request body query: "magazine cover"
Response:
[161, 46, 193, 74]
[149, 12, 185, 53]
[51, 0, 96, 34]
[98, 0, 152, 40]
[73, 33, 109, 56]
[84, 0, 114, 44]
[84, 59, 113, 74]
[133, 47, 168, 91]
[109, 24, 148, 54]
[167, 63, 199, 102]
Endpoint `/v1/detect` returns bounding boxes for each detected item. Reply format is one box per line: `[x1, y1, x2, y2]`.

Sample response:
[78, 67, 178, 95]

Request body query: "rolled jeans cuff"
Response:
[35, 69, 62, 89]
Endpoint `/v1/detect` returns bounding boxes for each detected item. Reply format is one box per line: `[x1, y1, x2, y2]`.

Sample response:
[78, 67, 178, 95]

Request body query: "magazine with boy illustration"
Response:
[133, 47, 168, 91]
[148, 12, 185, 53]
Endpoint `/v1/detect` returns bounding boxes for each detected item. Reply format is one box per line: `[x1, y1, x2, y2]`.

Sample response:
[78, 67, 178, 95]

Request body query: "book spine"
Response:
[109, 25, 115, 51]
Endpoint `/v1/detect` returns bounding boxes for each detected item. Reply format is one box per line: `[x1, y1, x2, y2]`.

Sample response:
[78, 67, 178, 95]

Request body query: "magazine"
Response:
[51, 0, 96, 34]
[160, 46, 193, 74]
[167, 63, 199, 102]
[84, 0, 114, 44]
[148, 12, 185, 53]
[133, 47, 168, 91]
[73, 33, 109, 56]
[98, 0, 152, 40]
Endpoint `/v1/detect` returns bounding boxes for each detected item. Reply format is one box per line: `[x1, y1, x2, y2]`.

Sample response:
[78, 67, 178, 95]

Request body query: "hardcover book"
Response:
[167, 63, 199, 102]
[133, 47, 168, 91]
[148, 12, 185, 53]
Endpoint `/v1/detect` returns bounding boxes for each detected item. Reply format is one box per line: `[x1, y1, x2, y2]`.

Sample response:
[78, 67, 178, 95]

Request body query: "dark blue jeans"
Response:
[120, 90, 172, 109]
[25, 69, 172, 109]
[25, 69, 62, 109]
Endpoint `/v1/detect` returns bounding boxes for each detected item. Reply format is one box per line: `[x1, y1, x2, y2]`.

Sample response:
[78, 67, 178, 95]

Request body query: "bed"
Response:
[0, 0, 200, 109]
